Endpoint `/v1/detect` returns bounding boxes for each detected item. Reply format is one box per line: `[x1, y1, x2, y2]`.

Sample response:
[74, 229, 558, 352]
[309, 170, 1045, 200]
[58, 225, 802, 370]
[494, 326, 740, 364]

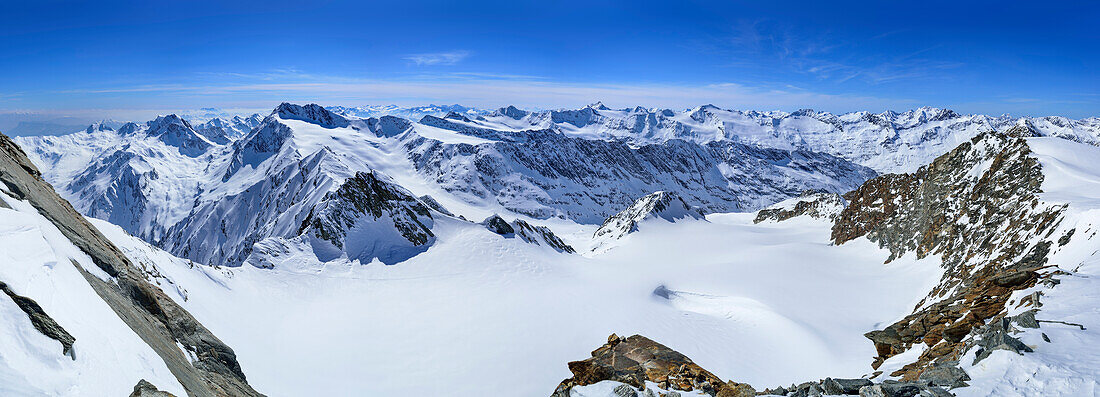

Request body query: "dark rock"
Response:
[972, 327, 1033, 364]
[418, 194, 454, 216]
[1013, 310, 1039, 329]
[0, 132, 262, 396]
[0, 280, 75, 358]
[716, 381, 756, 397]
[991, 270, 1037, 287]
[823, 378, 873, 394]
[838, 132, 1061, 378]
[613, 383, 639, 397]
[511, 219, 576, 253]
[918, 362, 970, 388]
[879, 381, 920, 397]
[754, 191, 845, 223]
[129, 379, 176, 397]
[1058, 228, 1075, 246]
[482, 214, 515, 235]
[554, 334, 745, 395]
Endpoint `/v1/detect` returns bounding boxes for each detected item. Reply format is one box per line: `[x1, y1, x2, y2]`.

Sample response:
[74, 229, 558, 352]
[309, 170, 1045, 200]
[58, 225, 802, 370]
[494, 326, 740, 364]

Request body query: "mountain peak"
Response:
[273, 103, 349, 128]
[587, 101, 611, 110]
[593, 191, 704, 246]
[85, 122, 114, 134]
[498, 105, 528, 120]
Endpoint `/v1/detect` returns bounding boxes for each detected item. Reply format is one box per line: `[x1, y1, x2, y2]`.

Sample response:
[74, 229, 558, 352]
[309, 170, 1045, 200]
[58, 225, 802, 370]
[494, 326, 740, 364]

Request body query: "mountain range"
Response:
[3, 102, 1100, 396]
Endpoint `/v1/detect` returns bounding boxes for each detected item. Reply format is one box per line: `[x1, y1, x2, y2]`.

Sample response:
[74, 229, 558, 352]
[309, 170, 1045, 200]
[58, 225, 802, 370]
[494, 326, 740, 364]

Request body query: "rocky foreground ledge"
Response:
[552, 334, 955, 397]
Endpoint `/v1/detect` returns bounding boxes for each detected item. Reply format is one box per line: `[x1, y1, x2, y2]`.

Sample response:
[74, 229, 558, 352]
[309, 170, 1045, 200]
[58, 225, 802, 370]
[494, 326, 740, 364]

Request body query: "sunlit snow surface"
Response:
[0, 192, 185, 396]
[95, 212, 943, 396]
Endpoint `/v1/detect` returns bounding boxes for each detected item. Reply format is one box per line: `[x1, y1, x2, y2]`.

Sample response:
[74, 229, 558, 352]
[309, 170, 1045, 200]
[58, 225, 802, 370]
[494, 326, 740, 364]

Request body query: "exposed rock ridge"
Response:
[832, 131, 1067, 379]
[552, 334, 954, 397]
[301, 170, 436, 265]
[552, 334, 747, 396]
[753, 189, 845, 223]
[594, 191, 704, 241]
[0, 280, 76, 357]
[480, 214, 576, 253]
[0, 132, 261, 396]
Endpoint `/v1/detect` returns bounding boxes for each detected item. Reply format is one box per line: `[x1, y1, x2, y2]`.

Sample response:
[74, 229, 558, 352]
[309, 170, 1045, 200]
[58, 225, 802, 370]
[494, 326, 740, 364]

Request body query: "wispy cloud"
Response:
[47, 69, 920, 116]
[403, 51, 471, 66]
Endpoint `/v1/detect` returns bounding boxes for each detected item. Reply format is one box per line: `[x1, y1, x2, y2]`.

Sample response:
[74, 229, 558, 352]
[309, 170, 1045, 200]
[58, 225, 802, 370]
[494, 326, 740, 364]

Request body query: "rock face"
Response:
[832, 131, 1065, 379]
[0, 131, 262, 396]
[594, 191, 704, 244]
[408, 130, 875, 224]
[553, 334, 749, 396]
[481, 214, 576, 253]
[147, 115, 214, 157]
[753, 190, 845, 223]
[274, 102, 349, 128]
[510, 219, 576, 253]
[480, 104, 1100, 173]
[0, 280, 76, 357]
[129, 379, 178, 397]
[302, 170, 436, 265]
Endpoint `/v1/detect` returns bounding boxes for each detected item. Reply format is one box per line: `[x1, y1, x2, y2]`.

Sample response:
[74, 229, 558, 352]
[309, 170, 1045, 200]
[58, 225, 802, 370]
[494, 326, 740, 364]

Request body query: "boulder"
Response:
[822, 378, 873, 394]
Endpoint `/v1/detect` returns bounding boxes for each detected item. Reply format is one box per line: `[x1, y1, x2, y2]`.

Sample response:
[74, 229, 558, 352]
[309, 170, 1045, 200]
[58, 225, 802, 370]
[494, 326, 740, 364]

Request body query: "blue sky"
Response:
[1, 0, 1097, 121]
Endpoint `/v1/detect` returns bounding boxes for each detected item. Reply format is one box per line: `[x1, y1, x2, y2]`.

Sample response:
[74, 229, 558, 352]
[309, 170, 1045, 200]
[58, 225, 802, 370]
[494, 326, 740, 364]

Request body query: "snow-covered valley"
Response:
[3, 103, 1100, 396]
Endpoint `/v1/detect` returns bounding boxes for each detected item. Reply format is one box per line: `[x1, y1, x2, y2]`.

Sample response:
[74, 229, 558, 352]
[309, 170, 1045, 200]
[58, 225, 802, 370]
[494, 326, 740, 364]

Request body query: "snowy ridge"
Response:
[16, 103, 875, 267]
[472, 104, 1100, 173]
[592, 191, 704, 251]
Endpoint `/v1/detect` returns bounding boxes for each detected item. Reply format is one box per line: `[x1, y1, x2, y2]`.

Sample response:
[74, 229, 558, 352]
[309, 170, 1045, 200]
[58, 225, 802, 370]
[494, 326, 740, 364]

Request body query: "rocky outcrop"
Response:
[0, 131, 262, 396]
[754, 190, 845, 223]
[147, 115, 213, 157]
[406, 128, 875, 224]
[302, 170, 436, 265]
[594, 191, 704, 243]
[274, 103, 349, 128]
[130, 379, 178, 397]
[0, 280, 76, 358]
[832, 131, 1067, 380]
[553, 334, 752, 396]
[481, 214, 576, 253]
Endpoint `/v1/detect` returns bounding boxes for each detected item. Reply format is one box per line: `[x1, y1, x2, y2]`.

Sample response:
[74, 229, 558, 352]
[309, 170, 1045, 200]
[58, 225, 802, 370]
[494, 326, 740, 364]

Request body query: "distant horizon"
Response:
[4, 101, 1096, 138]
[3, 1, 1097, 124]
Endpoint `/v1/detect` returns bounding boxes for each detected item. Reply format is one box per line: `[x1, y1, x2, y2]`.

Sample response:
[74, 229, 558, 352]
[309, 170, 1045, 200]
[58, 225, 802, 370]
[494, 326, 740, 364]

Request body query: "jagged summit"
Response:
[84, 122, 114, 134]
[497, 105, 528, 119]
[146, 114, 213, 156]
[592, 191, 704, 248]
[274, 102, 349, 128]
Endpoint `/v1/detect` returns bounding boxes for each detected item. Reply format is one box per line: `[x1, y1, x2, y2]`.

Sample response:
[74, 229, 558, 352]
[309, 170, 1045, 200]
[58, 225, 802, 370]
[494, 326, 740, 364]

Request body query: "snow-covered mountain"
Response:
[5, 103, 1100, 396]
[467, 104, 1100, 173]
[16, 102, 875, 267]
[327, 104, 486, 120]
[0, 132, 260, 396]
[591, 191, 704, 251]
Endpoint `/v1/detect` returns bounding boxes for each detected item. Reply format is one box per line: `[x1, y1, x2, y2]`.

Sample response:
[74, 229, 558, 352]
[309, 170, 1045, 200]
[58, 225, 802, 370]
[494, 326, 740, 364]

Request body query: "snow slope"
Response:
[949, 138, 1100, 396]
[17, 103, 875, 268]
[96, 208, 943, 396]
[0, 188, 185, 396]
